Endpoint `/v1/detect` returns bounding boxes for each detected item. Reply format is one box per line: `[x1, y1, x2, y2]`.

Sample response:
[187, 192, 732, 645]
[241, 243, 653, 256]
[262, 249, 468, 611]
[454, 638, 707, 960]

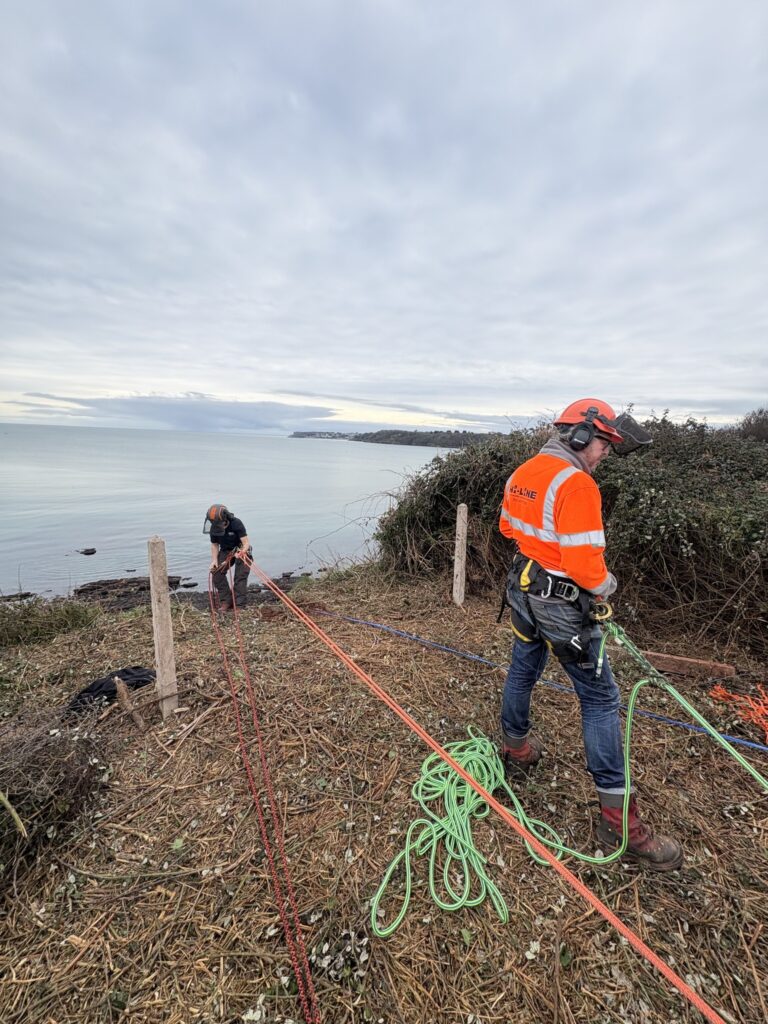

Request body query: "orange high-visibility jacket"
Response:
[499, 451, 609, 593]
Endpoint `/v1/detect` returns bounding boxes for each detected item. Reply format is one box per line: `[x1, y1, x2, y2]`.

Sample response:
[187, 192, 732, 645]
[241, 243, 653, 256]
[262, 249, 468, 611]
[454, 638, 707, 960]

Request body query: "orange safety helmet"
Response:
[203, 504, 230, 535]
[554, 399, 624, 448]
[206, 504, 230, 523]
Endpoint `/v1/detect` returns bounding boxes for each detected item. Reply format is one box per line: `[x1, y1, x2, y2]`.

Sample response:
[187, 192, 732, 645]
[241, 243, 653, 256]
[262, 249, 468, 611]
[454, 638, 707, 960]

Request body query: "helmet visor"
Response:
[611, 412, 653, 456]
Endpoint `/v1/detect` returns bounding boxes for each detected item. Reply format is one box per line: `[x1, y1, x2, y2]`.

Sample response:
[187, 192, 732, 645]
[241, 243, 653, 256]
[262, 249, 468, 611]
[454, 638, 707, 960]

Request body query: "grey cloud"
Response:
[11, 390, 523, 434]
[1, 2, 767, 427]
[12, 392, 335, 433]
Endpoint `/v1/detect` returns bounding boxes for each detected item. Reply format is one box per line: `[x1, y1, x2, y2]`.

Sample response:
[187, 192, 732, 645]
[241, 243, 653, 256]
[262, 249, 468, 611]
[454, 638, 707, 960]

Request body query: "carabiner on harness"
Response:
[591, 601, 614, 623]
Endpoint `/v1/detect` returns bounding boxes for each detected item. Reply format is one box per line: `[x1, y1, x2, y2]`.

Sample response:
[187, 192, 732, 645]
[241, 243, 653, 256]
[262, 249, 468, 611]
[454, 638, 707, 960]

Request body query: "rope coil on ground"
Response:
[370, 730, 558, 937]
[369, 645, 768, 939]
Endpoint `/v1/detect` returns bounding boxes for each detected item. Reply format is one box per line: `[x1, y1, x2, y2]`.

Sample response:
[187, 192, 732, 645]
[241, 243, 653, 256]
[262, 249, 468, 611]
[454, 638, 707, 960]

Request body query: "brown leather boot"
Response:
[597, 795, 683, 872]
[501, 731, 543, 775]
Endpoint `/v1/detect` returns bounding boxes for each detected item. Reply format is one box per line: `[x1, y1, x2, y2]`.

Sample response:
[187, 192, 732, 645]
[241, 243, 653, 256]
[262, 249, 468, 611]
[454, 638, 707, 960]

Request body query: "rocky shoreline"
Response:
[3, 571, 312, 613]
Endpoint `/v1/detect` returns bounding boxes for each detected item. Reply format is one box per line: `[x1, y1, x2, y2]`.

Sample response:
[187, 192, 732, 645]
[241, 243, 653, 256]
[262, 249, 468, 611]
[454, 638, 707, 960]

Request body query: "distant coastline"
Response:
[290, 428, 504, 448]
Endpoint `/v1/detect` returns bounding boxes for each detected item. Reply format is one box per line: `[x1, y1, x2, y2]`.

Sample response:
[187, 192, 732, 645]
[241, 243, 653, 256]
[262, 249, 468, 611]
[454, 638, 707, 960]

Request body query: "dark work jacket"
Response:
[211, 516, 247, 552]
[65, 666, 155, 715]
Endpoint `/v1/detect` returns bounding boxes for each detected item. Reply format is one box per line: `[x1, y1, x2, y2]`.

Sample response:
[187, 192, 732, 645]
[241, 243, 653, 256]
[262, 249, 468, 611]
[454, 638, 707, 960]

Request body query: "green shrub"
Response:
[376, 417, 768, 655]
[376, 427, 548, 588]
[0, 597, 99, 648]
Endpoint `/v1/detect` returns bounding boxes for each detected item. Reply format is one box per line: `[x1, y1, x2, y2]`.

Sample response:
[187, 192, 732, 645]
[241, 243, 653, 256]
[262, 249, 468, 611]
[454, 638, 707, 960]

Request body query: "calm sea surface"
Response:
[0, 423, 443, 597]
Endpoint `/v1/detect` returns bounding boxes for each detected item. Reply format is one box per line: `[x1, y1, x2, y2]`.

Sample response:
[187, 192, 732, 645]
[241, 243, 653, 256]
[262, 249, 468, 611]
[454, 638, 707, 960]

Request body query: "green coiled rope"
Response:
[370, 621, 768, 938]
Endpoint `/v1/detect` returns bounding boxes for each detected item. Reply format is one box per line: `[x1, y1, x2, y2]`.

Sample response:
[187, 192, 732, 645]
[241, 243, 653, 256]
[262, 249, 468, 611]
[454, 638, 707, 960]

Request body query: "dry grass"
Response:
[0, 569, 766, 1024]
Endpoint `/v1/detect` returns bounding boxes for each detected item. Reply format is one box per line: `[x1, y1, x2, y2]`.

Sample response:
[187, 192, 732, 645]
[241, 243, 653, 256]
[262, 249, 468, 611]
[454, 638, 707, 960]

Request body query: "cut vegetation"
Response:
[1, 413, 767, 1023]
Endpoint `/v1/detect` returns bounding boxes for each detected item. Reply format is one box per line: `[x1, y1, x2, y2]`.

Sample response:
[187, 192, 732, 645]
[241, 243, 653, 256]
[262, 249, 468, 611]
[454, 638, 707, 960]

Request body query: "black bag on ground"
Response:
[65, 666, 156, 715]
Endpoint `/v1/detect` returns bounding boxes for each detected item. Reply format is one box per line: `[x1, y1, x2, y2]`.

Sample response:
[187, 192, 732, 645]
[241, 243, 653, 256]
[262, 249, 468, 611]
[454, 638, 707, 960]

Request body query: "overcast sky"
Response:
[1, 1, 766, 434]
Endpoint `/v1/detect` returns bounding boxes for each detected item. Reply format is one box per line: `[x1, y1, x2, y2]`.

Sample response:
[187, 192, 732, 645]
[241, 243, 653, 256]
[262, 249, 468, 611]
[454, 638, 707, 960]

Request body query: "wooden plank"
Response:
[452, 503, 468, 608]
[147, 536, 179, 720]
[639, 650, 736, 678]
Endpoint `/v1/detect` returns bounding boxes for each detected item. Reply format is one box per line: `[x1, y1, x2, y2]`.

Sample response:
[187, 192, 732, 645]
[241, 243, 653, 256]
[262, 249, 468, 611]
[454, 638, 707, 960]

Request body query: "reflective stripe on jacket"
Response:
[499, 449, 610, 593]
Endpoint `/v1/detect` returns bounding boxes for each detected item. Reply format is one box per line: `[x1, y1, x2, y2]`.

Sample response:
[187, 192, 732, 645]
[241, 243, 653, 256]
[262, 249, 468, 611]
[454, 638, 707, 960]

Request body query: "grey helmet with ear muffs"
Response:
[554, 399, 652, 456]
[203, 503, 231, 536]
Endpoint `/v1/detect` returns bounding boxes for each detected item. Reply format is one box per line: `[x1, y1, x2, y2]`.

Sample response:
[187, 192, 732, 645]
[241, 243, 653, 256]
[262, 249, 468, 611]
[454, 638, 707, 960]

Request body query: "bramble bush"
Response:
[376, 415, 768, 657]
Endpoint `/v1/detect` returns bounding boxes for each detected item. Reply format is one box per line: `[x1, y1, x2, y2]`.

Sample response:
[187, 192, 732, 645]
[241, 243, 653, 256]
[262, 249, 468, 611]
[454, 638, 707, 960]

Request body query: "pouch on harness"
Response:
[498, 555, 609, 672]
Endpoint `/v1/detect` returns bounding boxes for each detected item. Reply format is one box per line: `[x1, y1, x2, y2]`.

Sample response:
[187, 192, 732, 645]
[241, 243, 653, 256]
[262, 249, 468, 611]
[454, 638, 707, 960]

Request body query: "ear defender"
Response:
[566, 407, 599, 451]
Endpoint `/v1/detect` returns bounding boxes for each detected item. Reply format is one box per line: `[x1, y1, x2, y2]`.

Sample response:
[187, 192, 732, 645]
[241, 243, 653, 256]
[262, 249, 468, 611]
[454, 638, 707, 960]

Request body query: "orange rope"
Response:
[209, 570, 321, 1023]
[241, 553, 725, 1024]
[710, 683, 768, 744]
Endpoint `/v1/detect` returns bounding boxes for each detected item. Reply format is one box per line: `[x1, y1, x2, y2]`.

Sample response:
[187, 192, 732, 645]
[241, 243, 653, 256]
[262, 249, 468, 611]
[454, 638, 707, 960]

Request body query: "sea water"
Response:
[0, 423, 443, 597]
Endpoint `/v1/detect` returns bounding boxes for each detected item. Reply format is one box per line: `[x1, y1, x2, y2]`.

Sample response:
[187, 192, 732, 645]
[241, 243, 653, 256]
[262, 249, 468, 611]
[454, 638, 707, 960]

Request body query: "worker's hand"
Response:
[209, 561, 218, 573]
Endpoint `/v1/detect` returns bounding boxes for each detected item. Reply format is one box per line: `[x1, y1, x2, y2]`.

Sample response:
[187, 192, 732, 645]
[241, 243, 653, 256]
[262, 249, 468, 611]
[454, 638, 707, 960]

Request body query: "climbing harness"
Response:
[499, 554, 606, 671]
[235, 551, 750, 1024]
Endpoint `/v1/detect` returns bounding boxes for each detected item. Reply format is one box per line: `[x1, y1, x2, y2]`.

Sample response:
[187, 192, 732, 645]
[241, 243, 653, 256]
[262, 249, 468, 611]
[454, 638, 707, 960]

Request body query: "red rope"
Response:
[209, 571, 321, 1024]
[241, 552, 726, 1024]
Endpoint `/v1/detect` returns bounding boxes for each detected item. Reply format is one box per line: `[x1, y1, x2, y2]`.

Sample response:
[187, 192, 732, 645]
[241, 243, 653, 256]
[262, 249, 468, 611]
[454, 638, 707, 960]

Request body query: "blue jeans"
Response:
[501, 630, 626, 795]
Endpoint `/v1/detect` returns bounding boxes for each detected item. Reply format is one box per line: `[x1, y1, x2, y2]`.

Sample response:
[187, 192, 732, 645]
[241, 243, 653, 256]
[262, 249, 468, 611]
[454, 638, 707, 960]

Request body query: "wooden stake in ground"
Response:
[453, 503, 468, 608]
[114, 677, 148, 733]
[148, 536, 178, 720]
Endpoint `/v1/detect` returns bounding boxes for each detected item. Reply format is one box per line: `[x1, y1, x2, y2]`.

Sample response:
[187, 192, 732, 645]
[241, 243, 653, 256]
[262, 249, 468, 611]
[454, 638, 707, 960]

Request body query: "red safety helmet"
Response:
[554, 399, 624, 445]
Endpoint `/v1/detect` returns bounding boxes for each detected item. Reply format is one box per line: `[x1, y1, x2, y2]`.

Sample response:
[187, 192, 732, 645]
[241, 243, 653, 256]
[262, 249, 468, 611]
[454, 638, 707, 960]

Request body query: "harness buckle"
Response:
[554, 580, 580, 602]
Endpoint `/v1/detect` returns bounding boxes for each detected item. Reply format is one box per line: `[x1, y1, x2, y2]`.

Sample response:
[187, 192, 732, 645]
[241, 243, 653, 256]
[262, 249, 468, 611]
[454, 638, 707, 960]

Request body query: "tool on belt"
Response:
[498, 554, 612, 672]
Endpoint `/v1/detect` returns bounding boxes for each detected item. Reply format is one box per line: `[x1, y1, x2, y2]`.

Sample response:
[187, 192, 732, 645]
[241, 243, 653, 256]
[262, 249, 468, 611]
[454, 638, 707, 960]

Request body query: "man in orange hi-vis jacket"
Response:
[499, 399, 683, 871]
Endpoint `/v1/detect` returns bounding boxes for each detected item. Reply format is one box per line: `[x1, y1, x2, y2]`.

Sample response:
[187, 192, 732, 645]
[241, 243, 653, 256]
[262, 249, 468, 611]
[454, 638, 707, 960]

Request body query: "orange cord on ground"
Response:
[209, 568, 322, 1024]
[240, 552, 726, 1024]
[710, 683, 768, 744]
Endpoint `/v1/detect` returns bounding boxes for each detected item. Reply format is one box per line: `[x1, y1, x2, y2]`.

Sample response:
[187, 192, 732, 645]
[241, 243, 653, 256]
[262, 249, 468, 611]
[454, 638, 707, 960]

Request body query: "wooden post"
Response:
[453, 503, 468, 607]
[148, 536, 178, 720]
[114, 677, 148, 733]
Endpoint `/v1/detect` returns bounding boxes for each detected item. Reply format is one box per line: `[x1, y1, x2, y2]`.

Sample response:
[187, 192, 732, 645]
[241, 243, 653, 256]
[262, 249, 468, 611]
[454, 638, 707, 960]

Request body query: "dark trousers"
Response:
[213, 548, 251, 607]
